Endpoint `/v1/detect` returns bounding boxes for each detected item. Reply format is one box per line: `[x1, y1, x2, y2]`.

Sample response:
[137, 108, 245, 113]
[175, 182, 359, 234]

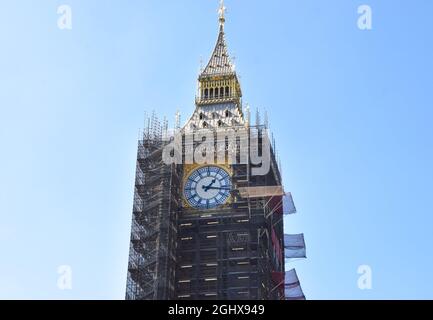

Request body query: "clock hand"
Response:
[202, 179, 217, 192]
[205, 186, 231, 191]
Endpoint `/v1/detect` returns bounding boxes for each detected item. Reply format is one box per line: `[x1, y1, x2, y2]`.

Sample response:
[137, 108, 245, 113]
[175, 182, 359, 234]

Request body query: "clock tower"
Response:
[126, 0, 306, 301]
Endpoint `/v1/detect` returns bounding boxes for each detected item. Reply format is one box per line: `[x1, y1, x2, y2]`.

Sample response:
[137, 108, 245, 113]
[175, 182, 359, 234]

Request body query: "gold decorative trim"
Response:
[182, 163, 233, 209]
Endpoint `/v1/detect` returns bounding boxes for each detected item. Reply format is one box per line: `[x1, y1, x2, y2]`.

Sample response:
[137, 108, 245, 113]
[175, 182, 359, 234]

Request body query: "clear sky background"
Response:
[1, 0, 433, 300]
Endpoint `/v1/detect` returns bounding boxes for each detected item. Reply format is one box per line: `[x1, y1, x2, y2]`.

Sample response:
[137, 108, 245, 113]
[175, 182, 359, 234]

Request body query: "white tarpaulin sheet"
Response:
[283, 192, 297, 215]
[284, 234, 306, 259]
[285, 269, 306, 300]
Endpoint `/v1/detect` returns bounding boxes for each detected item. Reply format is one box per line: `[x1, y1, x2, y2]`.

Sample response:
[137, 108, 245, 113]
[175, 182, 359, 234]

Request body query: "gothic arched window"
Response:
[210, 88, 214, 98]
[225, 86, 230, 97]
[204, 89, 209, 99]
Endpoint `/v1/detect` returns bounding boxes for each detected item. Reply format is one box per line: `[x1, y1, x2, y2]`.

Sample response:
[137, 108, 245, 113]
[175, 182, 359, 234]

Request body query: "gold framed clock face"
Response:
[183, 165, 232, 209]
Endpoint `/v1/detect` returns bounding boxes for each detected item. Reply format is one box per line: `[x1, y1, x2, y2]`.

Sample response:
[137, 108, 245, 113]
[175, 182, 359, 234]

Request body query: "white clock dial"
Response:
[184, 166, 231, 209]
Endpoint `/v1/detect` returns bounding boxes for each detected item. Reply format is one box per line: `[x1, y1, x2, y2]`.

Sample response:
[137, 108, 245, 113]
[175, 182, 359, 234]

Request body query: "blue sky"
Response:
[1, 0, 433, 299]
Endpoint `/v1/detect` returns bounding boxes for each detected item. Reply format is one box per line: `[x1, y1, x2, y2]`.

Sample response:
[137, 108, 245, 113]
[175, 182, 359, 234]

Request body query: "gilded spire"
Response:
[200, 0, 234, 78]
[218, 0, 226, 28]
[196, 0, 242, 107]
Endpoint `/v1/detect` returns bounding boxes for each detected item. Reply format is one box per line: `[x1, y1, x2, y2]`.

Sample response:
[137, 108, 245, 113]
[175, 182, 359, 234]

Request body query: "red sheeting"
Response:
[271, 271, 284, 287]
[271, 271, 285, 298]
[268, 195, 283, 215]
[271, 227, 283, 266]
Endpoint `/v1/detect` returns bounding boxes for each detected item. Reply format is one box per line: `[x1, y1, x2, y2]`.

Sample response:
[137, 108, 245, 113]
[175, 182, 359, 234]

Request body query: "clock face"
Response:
[184, 166, 232, 209]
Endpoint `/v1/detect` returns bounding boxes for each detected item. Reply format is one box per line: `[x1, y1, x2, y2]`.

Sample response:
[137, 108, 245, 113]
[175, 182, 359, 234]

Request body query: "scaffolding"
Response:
[126, 114, 181, 300]
[126, 120, 305, 300]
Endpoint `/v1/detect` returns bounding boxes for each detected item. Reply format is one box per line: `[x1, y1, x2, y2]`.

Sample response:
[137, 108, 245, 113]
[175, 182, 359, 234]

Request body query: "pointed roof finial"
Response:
[200, 0, 234, 77]
[218, 0, 226, 28]
[175, 110, 181, 131]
